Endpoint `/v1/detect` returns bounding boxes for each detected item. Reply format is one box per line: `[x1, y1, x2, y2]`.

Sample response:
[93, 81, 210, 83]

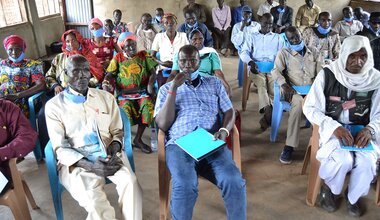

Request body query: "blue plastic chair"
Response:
[270, 82, 311, 142]
[45, 107, 135, 220]
[28, 91, 46, 161]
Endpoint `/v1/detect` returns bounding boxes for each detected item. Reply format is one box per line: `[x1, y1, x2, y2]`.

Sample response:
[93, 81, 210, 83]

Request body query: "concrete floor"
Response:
[1, 56, 379, 220]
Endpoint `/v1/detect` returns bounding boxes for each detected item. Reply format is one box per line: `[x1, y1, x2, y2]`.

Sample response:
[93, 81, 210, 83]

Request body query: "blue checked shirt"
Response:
[154, 76, 233, 146]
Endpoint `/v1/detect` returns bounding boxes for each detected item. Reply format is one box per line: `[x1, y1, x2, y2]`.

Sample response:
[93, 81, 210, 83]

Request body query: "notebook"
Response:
[292, 85, 311, 95]
[0, 171, 8, 194]
[340, 125, 374, 151]
[175, 127, 226, 161]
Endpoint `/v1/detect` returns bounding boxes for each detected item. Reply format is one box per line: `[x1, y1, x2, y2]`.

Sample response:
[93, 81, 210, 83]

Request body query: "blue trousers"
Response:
[166, 144, 247, 220]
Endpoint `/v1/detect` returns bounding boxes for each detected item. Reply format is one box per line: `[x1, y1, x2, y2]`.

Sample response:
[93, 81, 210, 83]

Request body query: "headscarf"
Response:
[162, 13, 178, 24]
[120, 34, 137, 48]
[60, 29, 104, 82]
[3, 35, 26, 51]
[327, 35, 380, 92]
[117, 32, 133, 47]
[88, 18, 103, 29]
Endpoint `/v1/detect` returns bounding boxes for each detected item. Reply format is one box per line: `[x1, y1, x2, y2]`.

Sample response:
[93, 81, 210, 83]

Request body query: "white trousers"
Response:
[59, 154, 143, 220]
[318, 148, 377, 204]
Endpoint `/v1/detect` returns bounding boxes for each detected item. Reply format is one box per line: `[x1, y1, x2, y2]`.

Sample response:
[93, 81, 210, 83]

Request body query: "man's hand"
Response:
[107, 141, 121, 156]
[354, 127, 372, 148]
[54, 85, 64, 95]
[172, 72, 189, 88]
[248, 61, 259, 74]
[333, 126, 354, 146]
[281, 83, 296, 102]
[4, 94, 18, 102]
[213, 129, 228, 142]
[91, 157, 122, 177]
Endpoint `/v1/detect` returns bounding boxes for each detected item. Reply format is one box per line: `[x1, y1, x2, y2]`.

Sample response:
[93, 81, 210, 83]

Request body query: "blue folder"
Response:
[175, 127, 226, 161]
[340, 124, 374, 151]
[292, 85, 311, 95]
[255, 61, 274, 73]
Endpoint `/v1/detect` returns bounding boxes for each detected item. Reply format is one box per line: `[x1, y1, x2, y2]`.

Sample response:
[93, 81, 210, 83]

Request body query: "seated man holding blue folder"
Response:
[303, 36, 380, 217]
[154, 45, 246, 220]
[240, 13, 284, 130]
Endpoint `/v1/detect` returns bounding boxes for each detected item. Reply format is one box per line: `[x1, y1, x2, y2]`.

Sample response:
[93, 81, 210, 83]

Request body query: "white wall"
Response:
[93, 0, 351, 28]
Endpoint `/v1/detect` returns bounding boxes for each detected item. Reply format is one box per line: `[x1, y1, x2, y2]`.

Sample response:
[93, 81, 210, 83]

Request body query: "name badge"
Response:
[356, 92, 368, 97]
[329, 96, 341, 101]
[342, 99, 356, 110]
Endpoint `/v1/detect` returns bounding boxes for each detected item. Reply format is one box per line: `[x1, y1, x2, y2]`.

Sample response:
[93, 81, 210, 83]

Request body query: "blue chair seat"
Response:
[45, 107, 135, 220]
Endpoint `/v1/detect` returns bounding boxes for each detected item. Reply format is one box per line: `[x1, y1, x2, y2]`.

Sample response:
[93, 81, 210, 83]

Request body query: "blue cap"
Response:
[242, 5, 252, 13]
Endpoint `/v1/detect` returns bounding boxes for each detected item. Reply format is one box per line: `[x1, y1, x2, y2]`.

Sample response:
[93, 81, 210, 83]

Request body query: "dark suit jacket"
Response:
[270, 6, 293, 30]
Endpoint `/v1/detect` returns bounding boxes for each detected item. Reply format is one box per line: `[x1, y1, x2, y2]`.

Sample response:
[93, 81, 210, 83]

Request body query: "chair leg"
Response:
[306, 129, 322, 206]
[376, 174, 380, 205]
[22, 179, 39, 209]
[270, 103, 284, 142]
[5, 192, 31, 220]
[159, 164, 170, 220]
[242, 66, 249, 111]
[238, 59, 244, 88]
[33, 138, 43, 162]
[301, 142, 311, 175]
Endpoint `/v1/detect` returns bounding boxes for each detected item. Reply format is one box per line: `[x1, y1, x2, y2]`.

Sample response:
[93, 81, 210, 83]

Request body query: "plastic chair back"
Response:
[45, 107, 135, 220]
[28, 91, 46, 161]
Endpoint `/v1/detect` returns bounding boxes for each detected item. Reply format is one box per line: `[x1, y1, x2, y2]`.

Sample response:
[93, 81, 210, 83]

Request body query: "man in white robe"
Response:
[303, 35, 380, 217]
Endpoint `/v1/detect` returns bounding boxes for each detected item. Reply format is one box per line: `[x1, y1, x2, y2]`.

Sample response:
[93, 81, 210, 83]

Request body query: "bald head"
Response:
[66, 55, 91, 94]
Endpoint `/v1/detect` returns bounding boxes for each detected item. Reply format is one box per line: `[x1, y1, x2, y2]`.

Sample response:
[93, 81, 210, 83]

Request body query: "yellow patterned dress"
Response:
[107, 51, 158, 125]
[0, 59, 44, 117]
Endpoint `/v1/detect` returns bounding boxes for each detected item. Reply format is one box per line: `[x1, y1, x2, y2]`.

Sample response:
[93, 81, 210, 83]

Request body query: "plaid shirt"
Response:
[154, 76, 232, 146]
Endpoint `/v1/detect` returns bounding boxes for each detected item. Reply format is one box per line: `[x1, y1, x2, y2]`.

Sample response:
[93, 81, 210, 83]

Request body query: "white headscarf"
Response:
[327, 35, 380, 92]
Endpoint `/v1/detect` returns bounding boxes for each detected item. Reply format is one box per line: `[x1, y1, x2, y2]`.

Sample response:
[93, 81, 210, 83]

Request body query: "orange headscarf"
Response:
[61, 29, 104, 82]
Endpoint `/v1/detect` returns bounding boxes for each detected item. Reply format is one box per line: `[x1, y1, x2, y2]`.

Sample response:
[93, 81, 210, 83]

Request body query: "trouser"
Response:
[251, 73, 274, 112]
[285, 94, 303, 148]
[318, 149, 377, 204]
[166, 144, 246, 220]
[213, 27, 231, 49]
[59, 153, 143, 220]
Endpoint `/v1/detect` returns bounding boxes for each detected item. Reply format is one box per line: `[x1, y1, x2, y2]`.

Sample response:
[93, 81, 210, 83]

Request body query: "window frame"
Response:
[0, 0, 28, 28]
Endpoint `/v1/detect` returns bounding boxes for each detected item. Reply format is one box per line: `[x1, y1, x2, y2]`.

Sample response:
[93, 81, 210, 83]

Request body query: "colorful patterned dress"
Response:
[0, 59, 44, 117]
[107, 51, 158, 125]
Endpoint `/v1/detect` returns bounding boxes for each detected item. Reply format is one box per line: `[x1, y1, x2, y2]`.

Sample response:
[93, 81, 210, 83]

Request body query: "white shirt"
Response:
[151, 32, 189, 70]
[231, 21, 261, 52]
[240, 31, 284, 64]
[257, 1, 279, 16]
[334, 20, 364, 42]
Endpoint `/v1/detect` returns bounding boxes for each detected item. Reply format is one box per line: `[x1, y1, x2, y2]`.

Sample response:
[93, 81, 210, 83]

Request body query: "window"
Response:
[35, 0, 60, 18]
[0, 0, 27, 28]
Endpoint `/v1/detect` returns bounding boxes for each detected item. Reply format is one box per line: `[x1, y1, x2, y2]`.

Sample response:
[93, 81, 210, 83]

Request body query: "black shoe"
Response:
[319, 184, 338, 213]
[345, 189, 362, 217]
[133, 141, 152, 154]
[279, 145, 293, 164]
